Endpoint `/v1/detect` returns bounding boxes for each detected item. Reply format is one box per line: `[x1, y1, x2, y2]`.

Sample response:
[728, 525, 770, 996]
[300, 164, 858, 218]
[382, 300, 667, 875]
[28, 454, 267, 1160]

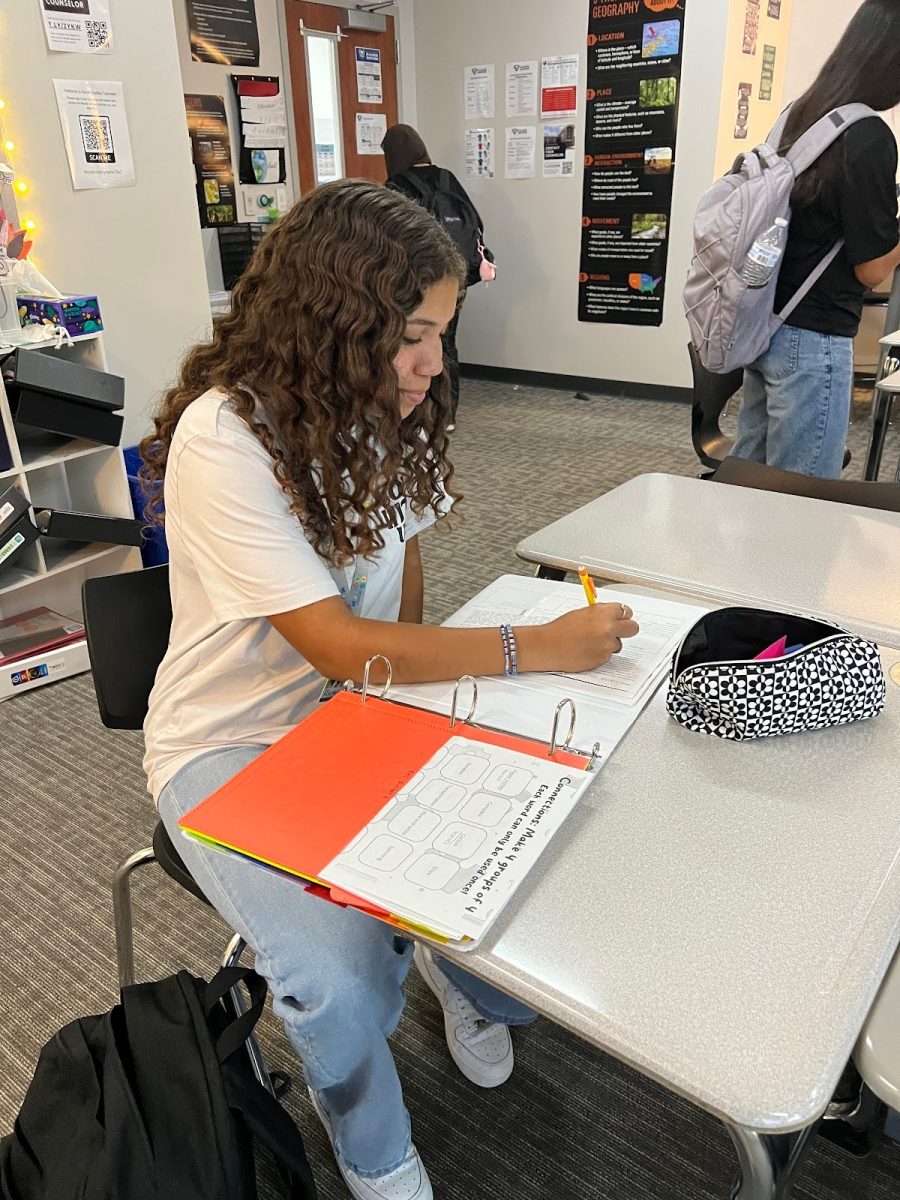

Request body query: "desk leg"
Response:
[726, 1123, 816, 1200]
[863, 390, 895, 482]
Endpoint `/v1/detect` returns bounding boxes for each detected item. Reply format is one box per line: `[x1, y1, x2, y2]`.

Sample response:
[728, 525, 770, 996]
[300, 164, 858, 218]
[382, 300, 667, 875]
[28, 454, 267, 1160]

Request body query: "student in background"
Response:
[382, 123, 494, 430]
[732, 0, 900, 479]
[140, 181, 636, 1200]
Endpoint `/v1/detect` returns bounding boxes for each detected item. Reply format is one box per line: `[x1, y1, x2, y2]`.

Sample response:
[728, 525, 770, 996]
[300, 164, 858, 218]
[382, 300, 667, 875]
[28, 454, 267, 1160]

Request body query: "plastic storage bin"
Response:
[123, 446, 168, 568]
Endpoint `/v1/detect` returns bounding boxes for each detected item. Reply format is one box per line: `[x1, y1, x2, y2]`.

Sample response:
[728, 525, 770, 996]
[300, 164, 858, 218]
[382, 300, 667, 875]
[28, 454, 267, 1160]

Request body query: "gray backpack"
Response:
[683, 103, 875, 374]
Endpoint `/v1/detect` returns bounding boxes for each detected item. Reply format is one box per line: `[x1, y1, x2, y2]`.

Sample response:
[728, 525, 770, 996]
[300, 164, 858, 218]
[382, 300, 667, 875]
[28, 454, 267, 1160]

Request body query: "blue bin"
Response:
[124, 445, 169, 568]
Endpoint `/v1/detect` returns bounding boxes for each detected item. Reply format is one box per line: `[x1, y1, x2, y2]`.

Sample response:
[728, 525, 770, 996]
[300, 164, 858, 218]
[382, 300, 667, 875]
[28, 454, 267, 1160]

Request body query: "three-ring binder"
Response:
[358, 654, 601, 770]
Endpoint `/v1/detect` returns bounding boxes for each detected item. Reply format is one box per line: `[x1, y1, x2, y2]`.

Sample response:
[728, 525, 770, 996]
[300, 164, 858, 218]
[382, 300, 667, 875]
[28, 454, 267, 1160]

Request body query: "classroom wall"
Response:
[411, 0, 731, 393]
[1, 2, 213, 446]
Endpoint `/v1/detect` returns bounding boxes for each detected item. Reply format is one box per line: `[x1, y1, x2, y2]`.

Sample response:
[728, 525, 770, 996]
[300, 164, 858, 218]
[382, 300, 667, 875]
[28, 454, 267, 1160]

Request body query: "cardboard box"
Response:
[18, 295, 103, 337]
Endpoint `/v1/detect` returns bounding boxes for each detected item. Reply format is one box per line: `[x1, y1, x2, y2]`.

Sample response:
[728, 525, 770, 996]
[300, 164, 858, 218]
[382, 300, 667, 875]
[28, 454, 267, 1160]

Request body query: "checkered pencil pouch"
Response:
[666, 607, 885, 740]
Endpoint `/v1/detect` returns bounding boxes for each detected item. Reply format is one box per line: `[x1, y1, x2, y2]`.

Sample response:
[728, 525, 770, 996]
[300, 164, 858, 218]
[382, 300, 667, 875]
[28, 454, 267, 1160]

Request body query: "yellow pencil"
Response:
[578, 566, 596, 606]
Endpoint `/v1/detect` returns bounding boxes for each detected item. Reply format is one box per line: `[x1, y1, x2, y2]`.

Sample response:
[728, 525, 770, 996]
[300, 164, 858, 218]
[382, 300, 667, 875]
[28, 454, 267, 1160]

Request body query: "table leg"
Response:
[863, 389, 895, 482]
[725, 1123, 816, 1200]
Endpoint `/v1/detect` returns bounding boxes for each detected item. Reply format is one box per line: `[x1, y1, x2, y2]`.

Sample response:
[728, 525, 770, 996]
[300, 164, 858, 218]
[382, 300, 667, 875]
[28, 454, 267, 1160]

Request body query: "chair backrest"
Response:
[82, 565, 172, 730]
[711, 456, 900, 512]
[688, 342, 743, 470]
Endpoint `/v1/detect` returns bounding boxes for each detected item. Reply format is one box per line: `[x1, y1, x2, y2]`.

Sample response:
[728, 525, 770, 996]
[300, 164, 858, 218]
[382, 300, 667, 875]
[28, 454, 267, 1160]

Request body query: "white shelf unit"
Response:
[0, 334, 143, 624]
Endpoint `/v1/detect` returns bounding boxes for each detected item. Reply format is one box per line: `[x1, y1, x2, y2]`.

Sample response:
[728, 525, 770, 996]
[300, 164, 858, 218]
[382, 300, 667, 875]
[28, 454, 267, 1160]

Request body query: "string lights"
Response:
[0, 96, 35, 235]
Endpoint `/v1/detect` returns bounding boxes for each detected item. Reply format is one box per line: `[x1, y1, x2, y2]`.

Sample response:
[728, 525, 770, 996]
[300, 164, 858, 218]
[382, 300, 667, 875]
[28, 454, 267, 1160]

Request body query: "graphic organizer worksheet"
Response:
[323, 736, 591, 941]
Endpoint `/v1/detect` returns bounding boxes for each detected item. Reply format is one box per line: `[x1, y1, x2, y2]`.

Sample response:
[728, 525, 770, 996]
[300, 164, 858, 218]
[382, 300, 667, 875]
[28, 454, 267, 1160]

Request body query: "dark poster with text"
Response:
[185, 94, 237, 227]
[186, 0, 260, 67]
[579, 0, 688, 326]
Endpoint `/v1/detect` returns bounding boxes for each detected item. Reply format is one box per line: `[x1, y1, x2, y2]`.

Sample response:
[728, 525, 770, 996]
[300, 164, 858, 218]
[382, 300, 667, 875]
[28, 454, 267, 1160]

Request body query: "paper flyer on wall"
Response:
[541, 54, 579, 119]
[464, 64, 495, 120]
[505, 125, 535, 180]
[355, 47, 383, 104]
[53, 79, 135, 190]
[543, 122, 576, 178]
[356, 112, 387, 155]
[579, 0, 689, 327]
[506, 61, 537, 117]
[41, 0, 113, 54]
[465, 128, 494, 179]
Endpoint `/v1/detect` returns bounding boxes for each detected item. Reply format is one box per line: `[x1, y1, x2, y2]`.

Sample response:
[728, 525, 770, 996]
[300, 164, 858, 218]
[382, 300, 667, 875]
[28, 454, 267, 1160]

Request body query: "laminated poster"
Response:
[185, 93, 237, 226]
[186, 0, 260, 67]
[53, 78, 135, 190]
[41, 0, 113, 53]
[579, 0, 688, 327]
[355, 48, 383, 104]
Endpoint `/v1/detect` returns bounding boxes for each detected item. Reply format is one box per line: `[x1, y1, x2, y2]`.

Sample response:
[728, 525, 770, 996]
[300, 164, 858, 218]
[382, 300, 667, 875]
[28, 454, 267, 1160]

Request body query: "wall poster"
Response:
[184, 93, 236, 226]
[41, 0, 113, 53]
[53, 78, 135, 190]
[579, 0, 688, 327]
[185, 0, 259, 67]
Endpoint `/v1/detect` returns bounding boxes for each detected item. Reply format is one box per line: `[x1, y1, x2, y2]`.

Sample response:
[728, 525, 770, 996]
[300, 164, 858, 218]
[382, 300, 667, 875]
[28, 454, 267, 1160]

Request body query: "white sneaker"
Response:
[307, 1087, 433, 1200]
[414, 943, 513, 1088]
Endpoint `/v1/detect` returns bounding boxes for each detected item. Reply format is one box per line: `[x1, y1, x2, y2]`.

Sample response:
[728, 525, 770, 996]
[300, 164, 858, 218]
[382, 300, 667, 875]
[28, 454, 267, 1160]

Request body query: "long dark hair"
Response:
[780, 0, 900, 207]
[140, 180, 464, 566]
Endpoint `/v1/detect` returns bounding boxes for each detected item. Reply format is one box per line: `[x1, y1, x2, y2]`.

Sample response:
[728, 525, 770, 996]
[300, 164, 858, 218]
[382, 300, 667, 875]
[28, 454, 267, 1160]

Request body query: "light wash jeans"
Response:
[158, 745, 534, 1178]
[732, 323, 854, 479]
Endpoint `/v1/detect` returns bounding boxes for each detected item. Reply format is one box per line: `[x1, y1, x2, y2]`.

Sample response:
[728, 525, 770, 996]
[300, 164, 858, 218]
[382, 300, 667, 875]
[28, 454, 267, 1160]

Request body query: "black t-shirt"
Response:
[775, 116, 899, 338]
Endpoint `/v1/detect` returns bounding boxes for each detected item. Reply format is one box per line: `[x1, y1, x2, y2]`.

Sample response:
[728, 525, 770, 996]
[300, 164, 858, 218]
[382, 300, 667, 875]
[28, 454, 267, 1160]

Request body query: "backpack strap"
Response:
[203, 965, 268, 1064]
[396, 170, 433, 203]
[775, 239, 846, 322]
[785, 103, 876, 175]
[226, 1071, 318, 1199]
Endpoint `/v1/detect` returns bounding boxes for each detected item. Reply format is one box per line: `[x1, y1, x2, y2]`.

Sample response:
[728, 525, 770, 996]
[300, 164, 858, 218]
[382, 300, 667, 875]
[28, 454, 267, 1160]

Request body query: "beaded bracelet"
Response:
[499, 623, 518, 676]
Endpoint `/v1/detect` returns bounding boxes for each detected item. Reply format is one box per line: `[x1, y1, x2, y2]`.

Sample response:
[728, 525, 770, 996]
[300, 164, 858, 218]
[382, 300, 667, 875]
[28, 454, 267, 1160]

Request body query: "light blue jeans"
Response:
[158, 745, 534, 1178]
[732, 323, 854, 479]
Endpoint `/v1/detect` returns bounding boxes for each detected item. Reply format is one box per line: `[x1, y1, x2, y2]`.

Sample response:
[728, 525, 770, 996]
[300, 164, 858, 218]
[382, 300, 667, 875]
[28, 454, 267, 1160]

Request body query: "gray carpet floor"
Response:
[1, 378, 898, 1199]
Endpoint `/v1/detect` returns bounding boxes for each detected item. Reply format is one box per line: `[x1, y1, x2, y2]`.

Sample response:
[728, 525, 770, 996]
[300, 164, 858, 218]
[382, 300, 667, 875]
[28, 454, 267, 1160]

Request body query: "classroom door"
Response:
[283, 1, 399, 194]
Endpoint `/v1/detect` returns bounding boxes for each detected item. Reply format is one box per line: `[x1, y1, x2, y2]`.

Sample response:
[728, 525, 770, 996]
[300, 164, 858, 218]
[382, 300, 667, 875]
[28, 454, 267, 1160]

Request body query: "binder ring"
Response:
[449, 675, 478, 728]
[361, 655, 392, 703]
[549, 698, 576, 757]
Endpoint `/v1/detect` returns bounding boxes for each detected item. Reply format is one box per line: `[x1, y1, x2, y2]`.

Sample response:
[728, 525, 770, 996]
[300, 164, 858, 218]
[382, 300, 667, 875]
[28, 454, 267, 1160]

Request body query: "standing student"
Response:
[140, 180, 637, 1200]
[731, 0, 900, 479]
[382, 123, 493, 429]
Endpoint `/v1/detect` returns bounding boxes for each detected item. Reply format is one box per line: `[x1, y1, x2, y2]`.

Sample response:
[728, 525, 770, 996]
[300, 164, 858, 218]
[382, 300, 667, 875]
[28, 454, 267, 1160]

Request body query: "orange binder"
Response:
[180, 689, 588, 889]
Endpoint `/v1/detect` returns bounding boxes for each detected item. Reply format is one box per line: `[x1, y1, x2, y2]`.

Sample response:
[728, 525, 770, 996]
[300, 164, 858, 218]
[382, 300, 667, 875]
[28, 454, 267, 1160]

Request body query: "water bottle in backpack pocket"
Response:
[738, 218, 788, 287]
[682, 103, 874, 374]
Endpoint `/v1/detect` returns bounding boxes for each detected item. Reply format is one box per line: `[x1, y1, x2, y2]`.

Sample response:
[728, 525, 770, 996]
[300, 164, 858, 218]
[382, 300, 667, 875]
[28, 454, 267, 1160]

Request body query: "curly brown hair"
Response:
[140, 179, 465, 566]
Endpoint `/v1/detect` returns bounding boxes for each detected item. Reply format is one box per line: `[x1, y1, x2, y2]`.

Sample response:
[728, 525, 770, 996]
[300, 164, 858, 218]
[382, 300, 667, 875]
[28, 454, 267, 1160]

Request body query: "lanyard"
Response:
[329, 557, 368, 618]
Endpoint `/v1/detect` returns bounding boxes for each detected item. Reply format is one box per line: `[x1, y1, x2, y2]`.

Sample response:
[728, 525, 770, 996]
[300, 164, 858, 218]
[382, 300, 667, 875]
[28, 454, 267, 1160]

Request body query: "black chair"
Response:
[710, 455, 900, 512]
[688, 342, 743, 472]
[81, 565, 273, 1092]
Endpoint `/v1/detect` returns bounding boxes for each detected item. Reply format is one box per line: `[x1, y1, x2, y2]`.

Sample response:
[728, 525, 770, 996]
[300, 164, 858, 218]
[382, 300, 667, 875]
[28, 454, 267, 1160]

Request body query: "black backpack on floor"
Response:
[0, 966, 317, 1200]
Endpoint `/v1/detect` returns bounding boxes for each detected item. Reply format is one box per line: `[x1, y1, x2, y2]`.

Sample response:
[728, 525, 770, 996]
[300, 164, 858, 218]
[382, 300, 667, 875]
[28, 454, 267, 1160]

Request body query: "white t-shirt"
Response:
[143, 390, 440, 801]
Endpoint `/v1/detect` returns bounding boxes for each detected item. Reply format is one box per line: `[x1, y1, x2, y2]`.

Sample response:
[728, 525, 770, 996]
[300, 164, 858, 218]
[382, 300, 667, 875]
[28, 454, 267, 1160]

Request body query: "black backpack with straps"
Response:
[396, 168, 487, 287]
[0, 966, 317, 1200]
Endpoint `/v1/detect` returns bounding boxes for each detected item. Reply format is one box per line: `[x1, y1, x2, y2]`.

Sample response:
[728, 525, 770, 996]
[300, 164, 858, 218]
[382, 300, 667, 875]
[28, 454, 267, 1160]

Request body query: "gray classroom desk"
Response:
[515, 473, 900, 647]
[445, 639, 900, 1199]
